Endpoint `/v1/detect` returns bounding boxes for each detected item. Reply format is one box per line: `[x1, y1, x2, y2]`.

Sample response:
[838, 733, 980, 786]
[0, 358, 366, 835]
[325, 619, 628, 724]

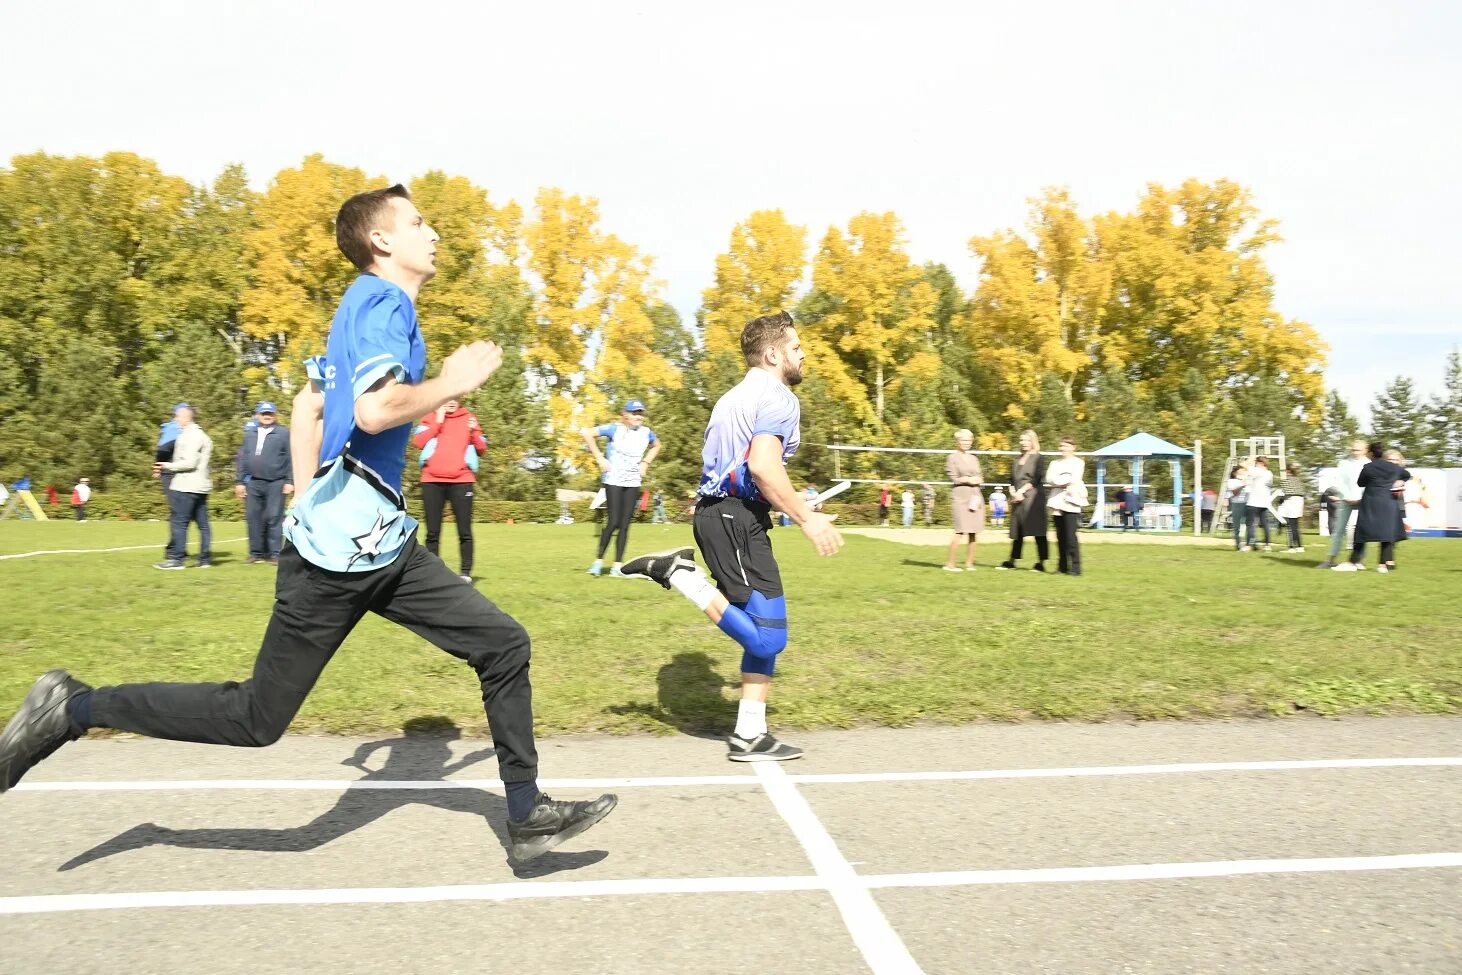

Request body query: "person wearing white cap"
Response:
[235, 401, 294, 564]
[581, 399, 661, 577]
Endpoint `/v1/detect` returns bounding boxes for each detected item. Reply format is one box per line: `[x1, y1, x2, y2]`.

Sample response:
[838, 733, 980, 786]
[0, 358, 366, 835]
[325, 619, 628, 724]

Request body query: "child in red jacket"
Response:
[413, 400, 488, 581]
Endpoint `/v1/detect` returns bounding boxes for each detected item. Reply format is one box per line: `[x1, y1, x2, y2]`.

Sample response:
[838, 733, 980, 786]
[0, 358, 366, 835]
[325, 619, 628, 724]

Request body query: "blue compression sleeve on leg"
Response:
[717, 592, 787, 677]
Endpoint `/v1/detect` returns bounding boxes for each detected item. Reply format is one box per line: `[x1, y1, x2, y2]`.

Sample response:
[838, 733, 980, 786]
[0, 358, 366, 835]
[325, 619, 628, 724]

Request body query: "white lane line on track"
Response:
[15, 756, 1462, 793]
[864, 851, 1462, 888]
[2, 852, 1458, 917]
[0, 537, 248, 561]
[756, 762, 924, 975]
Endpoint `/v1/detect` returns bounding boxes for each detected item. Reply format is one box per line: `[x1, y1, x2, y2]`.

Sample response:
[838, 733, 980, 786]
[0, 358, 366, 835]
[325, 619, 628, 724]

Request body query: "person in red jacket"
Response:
[413, 399, 488, 581]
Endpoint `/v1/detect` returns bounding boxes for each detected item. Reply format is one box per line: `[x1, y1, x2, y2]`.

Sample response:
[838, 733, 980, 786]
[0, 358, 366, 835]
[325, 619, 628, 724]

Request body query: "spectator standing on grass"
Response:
[70, 477, 91, 521]
[1318, 439, 1367, 569]
[999, 429, 1049, 571]
[989, 487, 1007, 528]
[413, 398, 487, 582]
[1334, 443, 1409, 573]
[155, 403, 186, 498]
[943, 429, 984, 572]
[153, 406, 213, 570]
[1245, 457, 1275, 551]
[45, 484, 59, 509]
[900, 487, 915, 528]
[878, 485, 892, 527]
[1227, 463, 1250, 551]
[235, 401, 294, 565]
[651, 489, 668, 525]
[582, 399, 661, 577]
[1277, 464, 1307, 552]
[921, 482, 936, 527]
[1045, 435, 1086, 576]
[1200, 489, 1217, 532]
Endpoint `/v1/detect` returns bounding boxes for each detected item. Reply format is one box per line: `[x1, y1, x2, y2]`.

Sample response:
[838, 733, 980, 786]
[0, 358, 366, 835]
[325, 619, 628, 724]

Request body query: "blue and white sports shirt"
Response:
[697, 369, 801, 504]
[594, 422, 657, 487]
[283, 275, 427, 572]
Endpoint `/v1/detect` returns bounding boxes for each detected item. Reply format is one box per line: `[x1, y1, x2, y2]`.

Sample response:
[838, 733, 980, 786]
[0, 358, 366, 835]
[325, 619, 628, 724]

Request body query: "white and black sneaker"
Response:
[726, 732, 803, 763]
[620, 547, 697, 589]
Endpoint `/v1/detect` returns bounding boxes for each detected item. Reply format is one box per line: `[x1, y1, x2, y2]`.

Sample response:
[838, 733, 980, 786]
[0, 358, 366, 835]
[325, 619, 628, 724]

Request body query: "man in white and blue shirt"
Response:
[581, 399, 661, 576]
[622, 311, 843, 762]
[0, 185, 615, 862]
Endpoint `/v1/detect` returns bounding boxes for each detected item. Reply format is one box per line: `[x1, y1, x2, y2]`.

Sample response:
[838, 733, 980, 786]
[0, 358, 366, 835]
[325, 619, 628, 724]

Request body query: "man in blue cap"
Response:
[235, 401, 294, 564]
[580, 398, 661, 576]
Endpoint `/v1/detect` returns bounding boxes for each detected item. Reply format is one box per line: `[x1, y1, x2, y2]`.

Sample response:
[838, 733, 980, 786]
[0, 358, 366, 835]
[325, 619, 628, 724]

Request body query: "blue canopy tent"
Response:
[1090, 433, 1194, 531]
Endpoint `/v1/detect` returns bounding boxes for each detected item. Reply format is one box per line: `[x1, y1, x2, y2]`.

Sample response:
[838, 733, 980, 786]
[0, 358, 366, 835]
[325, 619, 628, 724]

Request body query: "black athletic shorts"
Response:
[692, 496, 784, 604]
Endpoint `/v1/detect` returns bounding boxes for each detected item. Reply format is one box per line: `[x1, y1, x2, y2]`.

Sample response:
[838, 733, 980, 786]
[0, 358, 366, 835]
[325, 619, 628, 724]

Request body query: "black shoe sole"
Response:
[508, 795, 619, 863]
[727, 748, 804, 763]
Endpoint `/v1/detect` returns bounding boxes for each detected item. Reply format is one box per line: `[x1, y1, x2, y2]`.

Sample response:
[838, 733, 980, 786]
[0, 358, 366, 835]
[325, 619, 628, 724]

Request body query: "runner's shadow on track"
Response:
[58, 716, 607, 879]
[606, 651, 734, 740]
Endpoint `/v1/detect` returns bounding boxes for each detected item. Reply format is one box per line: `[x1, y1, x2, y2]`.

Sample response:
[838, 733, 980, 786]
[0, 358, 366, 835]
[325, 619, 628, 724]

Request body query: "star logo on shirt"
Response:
[347, 512, 393, 569]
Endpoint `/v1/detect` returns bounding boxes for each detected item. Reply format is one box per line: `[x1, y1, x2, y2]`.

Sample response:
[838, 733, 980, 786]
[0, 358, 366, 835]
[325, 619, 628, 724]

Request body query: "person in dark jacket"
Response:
[234, 401, 293, 564]
[998, 429, 1049, 571]
[1333, 443, 1409, 573]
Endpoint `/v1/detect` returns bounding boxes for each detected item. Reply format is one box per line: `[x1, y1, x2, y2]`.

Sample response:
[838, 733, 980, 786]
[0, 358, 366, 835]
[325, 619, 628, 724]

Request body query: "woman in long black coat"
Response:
[999, 429, 1050, 571]
[1336, 442, 1409, 573]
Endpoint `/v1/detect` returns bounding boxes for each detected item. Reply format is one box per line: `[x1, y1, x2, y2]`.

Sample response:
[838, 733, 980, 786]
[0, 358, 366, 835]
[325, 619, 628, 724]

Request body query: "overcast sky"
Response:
[7, 0, 1458, 423]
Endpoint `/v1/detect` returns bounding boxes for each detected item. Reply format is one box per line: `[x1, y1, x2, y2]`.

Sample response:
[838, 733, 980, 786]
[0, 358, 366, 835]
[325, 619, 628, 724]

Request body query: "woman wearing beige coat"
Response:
[943, 429, 985, 572]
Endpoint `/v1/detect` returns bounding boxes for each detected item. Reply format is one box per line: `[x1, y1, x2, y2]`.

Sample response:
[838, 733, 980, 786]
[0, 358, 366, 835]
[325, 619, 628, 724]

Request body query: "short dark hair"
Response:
[1368, 441, 1384, 459]
[1060, 434, 1075, 446]
[740, 311, 795, 366]
[335, 184, 411, 271]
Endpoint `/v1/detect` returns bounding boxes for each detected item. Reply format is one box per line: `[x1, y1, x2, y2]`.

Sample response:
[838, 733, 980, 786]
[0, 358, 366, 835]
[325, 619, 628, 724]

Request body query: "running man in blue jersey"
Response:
[621, 312, 843, 761]
[0, 185, 614, 862]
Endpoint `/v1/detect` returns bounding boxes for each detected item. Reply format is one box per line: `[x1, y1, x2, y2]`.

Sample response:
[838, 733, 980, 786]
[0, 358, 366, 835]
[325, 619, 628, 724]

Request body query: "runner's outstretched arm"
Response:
[748, 434, 842, 556]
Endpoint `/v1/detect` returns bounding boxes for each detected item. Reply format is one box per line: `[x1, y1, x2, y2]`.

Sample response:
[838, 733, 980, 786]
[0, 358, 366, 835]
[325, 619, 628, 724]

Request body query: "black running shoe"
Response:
[726, 732, 803, 763]
[620, 547, 697, 589]
[507, 793, 618, 863]
[0, 670, 91, 795]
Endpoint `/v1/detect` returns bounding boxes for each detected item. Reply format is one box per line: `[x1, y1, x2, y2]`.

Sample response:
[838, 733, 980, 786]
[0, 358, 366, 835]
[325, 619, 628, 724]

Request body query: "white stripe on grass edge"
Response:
[14, 756, 1462, 793]
[755, 761, 924, 975]
[2, 851, 1457, 917]
[0, 537, 248, 561]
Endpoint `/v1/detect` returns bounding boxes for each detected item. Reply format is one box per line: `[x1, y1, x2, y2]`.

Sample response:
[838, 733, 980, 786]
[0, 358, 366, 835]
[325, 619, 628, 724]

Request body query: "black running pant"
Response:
[1053, 511, 1081, 574]
[1009, 534, 1049, 563]
[89, 537, 538, 783]
[422, 481, 476, 576]
[597, 484, 638, 562]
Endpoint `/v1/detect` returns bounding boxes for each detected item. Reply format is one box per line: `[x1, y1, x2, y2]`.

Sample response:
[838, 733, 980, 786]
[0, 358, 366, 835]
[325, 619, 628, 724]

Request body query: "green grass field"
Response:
[2, 520, 1459, 736]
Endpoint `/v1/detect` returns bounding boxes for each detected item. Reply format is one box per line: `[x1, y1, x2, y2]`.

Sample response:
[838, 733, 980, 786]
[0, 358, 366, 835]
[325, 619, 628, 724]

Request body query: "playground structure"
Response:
[1088, 433, 1195, 532]
[0, 479, 49, 521]
[1206, 435, 1287, 536]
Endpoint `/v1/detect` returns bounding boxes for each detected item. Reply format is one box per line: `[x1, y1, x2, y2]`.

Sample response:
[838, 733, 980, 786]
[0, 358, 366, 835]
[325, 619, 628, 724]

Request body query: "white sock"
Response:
[735, 699, 768, 740]
[668, 566, 718, 611]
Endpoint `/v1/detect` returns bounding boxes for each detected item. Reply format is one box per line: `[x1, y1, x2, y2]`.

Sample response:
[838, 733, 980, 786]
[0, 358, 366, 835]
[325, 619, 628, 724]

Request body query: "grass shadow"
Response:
[58, 716, 607, 879]
[900, 558, 962, 570]
[607, 651, 734, 739]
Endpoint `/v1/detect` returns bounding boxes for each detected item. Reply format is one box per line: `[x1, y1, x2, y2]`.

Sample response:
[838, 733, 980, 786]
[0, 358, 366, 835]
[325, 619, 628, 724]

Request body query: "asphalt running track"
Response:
[2, 718, 1458, 974]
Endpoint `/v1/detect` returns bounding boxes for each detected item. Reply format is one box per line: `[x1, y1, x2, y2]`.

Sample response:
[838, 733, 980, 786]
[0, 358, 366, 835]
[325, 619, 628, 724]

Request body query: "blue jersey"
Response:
[698, 369, 801, 504]
[283, 275, 427, 572]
